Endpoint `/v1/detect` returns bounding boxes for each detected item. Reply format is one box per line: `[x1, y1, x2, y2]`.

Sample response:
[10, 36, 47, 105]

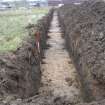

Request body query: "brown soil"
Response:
[58, 0, 105, 105]
[0, 9, 54, 104]
[39, 12, 82, 104]
[5, 12, 83, 105]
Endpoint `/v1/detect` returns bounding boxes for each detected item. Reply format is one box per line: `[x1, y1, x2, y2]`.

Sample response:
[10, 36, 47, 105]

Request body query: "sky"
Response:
[2, 0, 47, 1]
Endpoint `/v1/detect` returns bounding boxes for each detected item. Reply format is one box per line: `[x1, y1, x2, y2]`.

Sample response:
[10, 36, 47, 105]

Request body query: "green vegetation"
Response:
[0, 8, 49, 52]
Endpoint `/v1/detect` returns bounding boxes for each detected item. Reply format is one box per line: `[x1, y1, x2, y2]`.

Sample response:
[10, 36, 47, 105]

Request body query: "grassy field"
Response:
[0, 8, 49, 52]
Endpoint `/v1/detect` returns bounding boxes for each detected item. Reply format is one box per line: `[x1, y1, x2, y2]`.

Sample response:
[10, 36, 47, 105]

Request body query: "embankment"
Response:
[0, 9, 54, 101]
[58, 0, 105, 104]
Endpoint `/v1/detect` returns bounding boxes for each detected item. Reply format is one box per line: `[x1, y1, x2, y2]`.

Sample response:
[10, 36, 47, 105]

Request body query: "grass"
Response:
[0, 8, 49, 52]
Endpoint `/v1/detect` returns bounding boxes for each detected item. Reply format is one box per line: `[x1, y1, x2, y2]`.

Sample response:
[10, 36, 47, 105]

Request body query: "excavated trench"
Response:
[9, 11, 84, 105]
[39, 12, 82, 104]
[1, 9, 101, 105]
[2, 1, 105, 104]
[19, 12, 83, 105]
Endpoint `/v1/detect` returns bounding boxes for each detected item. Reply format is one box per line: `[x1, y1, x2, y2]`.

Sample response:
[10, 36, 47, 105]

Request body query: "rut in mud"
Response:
[37, 12, 82, 104]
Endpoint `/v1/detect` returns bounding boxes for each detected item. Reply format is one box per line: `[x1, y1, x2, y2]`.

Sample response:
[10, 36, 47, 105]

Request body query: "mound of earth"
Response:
[0, 9, 54, 103]
[58, 0, 105, 104]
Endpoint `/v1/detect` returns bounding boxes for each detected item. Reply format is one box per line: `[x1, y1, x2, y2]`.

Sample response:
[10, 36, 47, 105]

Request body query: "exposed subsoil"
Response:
[39, 12, 82, 104]
[2, 1, 105, 104]
[7, 12, 83, 105]
[0, 9, 53, 104]
[58, 0, 105, 104]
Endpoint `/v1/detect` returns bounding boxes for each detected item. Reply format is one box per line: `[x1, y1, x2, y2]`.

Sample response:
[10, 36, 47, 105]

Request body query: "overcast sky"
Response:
[3, 0, 46, 1]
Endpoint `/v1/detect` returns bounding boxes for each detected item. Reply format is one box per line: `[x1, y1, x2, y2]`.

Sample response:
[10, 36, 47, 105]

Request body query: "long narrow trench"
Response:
[21, 12, 82, 105]
[38, 13, 82, 104]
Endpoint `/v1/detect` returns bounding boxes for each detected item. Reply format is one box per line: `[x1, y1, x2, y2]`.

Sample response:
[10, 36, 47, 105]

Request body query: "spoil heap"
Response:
[0, 9, 53, 103]
[58, 0, 105, 104]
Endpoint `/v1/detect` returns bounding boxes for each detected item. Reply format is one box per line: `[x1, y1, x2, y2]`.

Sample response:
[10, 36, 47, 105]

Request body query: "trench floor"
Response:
[18, 12, 83, 105]
[39, 13, 82, 104]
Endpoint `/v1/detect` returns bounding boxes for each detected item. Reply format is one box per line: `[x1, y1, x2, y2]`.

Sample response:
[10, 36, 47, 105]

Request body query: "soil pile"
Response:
[5, 11, 82, 105]
[0, 9, 53, 103]
[58, 0, 105, 104]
